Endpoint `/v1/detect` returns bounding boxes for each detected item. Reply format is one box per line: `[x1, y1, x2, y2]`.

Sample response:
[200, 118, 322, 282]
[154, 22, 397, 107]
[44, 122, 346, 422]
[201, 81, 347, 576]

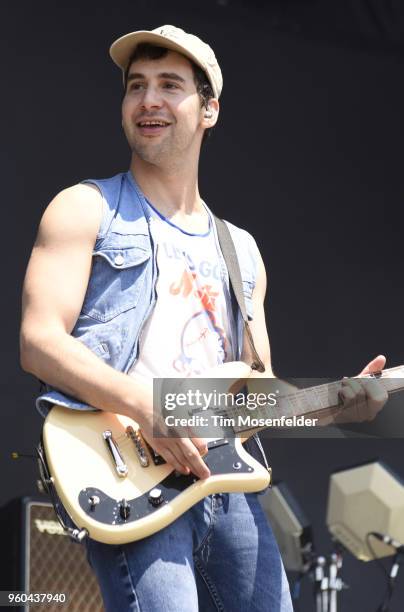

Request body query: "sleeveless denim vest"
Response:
[36, 171, 261, 417]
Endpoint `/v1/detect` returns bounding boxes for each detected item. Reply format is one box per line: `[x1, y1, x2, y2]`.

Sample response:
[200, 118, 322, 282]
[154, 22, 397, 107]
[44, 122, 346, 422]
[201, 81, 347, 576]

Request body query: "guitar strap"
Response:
[213, 216, 265, 373]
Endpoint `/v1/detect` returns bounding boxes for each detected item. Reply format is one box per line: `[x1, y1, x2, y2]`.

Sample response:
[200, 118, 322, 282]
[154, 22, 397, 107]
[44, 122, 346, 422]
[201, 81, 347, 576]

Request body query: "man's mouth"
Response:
[136, 120, 171, 134]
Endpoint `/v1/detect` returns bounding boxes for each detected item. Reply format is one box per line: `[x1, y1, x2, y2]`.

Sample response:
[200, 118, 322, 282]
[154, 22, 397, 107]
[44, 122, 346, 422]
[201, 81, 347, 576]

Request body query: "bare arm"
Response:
[20, 184, 140, 413]
[240, 249, 275, 376]
[240, 250, 299, 411]
[20, 185, 209, 477]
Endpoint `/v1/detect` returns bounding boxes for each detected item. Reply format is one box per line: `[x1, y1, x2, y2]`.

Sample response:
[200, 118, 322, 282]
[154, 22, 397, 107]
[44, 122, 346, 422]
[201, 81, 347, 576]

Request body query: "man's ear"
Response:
[202, 99, 220, 128]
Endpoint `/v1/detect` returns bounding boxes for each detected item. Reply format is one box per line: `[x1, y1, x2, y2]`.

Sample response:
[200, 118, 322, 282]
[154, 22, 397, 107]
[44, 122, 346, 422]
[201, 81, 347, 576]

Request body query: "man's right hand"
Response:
[142, 429, 211, 479]
[132, 383, 210, 479]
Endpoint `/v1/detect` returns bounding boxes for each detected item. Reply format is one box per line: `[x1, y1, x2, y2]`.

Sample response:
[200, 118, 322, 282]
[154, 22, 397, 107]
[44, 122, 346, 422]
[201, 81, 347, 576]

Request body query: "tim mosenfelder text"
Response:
[162, 389, 318, 428]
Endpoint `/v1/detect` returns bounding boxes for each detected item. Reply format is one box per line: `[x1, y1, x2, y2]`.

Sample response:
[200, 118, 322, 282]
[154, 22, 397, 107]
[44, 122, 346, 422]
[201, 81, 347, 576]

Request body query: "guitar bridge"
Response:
[126, 426, 149, 467]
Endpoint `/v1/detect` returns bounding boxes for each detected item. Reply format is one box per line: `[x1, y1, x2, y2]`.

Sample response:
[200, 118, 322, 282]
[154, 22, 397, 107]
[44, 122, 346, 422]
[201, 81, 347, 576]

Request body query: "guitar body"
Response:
[41, 359, 403, 544]
[43, 406, 271, 544]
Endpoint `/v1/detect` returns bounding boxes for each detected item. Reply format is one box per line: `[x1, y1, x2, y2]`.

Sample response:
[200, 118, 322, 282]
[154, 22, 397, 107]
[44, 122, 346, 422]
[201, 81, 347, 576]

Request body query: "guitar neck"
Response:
[233, 365, 404, 435]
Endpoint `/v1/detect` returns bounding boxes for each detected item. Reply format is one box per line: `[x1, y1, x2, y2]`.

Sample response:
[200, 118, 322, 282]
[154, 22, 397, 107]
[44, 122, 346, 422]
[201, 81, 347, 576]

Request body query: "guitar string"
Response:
[109, 367, 404, 439]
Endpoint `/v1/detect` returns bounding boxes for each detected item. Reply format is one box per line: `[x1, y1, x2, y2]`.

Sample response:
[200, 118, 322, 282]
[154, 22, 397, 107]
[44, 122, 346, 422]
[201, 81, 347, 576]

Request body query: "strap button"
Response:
[114, 254, 124, 266]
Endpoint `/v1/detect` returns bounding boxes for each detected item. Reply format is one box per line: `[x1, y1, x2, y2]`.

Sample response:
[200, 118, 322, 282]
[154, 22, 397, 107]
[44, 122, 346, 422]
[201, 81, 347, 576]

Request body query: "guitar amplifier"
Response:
[0, 496, 103, 611]
[259, 482, 314, 572]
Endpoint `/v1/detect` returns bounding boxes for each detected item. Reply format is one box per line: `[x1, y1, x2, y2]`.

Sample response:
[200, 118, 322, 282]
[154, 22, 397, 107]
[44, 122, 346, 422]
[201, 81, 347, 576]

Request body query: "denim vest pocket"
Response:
[90, 341, 110, 359]
[82, 241, 151, 322]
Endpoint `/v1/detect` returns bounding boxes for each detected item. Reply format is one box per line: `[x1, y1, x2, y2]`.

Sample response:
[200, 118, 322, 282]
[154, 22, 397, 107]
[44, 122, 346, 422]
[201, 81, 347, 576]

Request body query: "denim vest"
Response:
[36, 171, 260, 417]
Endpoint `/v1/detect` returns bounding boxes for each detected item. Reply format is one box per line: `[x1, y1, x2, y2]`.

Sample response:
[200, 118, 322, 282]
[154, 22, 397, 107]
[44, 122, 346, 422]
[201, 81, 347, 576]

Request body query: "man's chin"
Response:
[132, 140, 173, 164]
[132, 148, 168, 167]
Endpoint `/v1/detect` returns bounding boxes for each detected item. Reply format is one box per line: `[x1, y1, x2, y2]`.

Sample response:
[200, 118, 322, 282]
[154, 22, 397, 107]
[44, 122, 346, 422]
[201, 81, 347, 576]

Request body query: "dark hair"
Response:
[123, 43, 215, 142]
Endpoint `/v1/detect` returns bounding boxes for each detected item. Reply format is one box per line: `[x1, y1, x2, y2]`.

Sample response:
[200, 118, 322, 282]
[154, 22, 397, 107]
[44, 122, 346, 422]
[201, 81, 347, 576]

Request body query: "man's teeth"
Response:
[139, 121, 168, 127]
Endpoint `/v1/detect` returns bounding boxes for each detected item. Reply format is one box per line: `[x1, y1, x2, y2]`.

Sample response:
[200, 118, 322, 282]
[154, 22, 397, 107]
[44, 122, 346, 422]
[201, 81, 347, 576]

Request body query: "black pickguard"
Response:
[78, 439, 253, 525]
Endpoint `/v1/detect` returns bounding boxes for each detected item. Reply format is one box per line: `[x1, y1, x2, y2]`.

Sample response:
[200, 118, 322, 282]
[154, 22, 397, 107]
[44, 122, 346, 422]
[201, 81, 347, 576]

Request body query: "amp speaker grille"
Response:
[0, 497, 103, 611]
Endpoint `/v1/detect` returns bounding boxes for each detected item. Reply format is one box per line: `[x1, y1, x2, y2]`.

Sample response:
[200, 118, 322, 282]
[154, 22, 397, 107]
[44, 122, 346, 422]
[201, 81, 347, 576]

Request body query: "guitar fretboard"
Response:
[227, 366, 404, 434]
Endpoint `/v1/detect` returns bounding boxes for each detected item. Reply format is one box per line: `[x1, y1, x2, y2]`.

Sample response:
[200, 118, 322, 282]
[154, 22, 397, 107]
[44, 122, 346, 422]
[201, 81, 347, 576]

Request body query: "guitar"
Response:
[42, 362, 404, 544]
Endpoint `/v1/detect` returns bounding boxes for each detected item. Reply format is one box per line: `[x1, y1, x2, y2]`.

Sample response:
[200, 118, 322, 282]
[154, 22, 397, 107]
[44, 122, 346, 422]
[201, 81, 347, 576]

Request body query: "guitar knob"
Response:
[148, 488, 164, 507]
[119, 499, 131, 520]
[88, 495, 100, 511]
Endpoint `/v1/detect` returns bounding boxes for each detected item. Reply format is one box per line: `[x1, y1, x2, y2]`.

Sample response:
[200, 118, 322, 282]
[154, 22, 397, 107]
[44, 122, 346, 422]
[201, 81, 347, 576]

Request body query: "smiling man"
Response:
[20, 25, 387, 611]
[123, 54, 208, 168]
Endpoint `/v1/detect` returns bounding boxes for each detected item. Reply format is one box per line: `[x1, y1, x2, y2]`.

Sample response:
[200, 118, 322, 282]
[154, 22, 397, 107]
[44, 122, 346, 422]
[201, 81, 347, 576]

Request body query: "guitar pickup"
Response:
[207, 439, 229, 449]
[126, 426, 150, 467]
[103, 430, 128, 477]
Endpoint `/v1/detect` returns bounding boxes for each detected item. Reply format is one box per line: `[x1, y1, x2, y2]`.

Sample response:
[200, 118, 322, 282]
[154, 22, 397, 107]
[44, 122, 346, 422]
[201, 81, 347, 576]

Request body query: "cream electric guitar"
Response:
[42, 362, 404, 545]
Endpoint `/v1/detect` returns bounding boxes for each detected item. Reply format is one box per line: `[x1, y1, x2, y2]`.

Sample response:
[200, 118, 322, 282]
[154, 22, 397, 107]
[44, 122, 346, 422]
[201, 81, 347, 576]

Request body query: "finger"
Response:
[342, 378, 366, 406]
[361, 377, 388, 401]
[185, 424, 208, 454]
[176, 440, 210, 479]
[338, 384, 356, 405]
[159, 447, 190, 475]
[361, 378, 388, 419]
[341, 376, 372, 419]
[341, 377, 364, 395]
[358, 354, 386, 376]
[191, 436, 208, 456]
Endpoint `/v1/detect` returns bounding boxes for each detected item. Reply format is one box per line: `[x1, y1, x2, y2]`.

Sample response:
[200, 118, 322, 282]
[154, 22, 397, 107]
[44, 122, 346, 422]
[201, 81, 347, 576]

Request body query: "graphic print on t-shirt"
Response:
[130, 213, 234, 380]
[169, 263, 227, 375]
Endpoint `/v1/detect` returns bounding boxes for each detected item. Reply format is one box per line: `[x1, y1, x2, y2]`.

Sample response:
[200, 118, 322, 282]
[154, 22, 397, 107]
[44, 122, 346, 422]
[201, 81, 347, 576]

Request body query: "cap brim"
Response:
[109, 31, 215, 94]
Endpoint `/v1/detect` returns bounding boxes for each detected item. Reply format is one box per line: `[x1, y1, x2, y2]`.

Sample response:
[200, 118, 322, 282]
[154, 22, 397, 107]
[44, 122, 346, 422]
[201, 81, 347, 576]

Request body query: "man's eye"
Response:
[129, 83, 143, 91]
[163, 82, 179, 89]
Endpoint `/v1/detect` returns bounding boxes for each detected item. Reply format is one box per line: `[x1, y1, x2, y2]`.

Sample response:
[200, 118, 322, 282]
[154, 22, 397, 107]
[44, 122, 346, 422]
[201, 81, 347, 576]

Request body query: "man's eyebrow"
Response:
[158, 72, 186, 83]
[126, 71, 186, 83]
[126, 72, 144, 82]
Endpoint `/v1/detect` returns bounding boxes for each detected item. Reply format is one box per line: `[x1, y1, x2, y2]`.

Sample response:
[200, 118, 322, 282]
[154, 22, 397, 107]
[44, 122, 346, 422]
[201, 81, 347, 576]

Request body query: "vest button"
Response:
[114, 254, 124, 266]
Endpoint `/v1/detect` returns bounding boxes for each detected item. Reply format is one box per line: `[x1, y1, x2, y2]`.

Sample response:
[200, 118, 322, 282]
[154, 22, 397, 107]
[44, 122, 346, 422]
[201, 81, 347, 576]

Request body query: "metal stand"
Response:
[313, 556, 328, 612]
[328, 552, 344, 612]
[311, 550, 346, 612]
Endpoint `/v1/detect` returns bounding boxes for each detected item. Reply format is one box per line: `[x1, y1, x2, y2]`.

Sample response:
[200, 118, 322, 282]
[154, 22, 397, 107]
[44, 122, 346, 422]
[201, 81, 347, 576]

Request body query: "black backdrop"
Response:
[3, 1, 404, 610]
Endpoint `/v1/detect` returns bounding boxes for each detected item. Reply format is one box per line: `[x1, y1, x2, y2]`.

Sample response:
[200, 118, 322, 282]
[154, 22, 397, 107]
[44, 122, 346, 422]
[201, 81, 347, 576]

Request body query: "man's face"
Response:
[122, 50, 206, 167]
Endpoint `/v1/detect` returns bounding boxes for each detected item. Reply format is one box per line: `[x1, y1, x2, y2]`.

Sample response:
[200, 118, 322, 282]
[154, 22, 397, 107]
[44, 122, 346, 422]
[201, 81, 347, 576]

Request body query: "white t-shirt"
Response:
[129, 203, 234, 380]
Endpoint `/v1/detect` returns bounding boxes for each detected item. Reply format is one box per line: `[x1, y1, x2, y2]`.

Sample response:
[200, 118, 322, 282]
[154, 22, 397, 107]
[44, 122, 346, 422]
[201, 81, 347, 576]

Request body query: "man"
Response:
[20, 25, 387, 611]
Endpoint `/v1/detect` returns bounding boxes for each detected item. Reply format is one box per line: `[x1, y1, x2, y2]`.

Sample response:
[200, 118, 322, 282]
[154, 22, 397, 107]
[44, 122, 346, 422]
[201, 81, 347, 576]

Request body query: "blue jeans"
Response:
[85, 492, 293, 611]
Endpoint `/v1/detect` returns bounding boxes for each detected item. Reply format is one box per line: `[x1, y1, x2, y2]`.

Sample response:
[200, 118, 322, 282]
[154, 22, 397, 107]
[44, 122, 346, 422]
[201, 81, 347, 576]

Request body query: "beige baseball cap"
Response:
[109, 25, 223, 99]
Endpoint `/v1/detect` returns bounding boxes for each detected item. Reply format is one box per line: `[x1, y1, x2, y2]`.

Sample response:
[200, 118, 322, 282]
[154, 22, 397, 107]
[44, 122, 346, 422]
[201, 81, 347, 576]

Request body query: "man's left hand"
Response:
[337, 354, 388, 423]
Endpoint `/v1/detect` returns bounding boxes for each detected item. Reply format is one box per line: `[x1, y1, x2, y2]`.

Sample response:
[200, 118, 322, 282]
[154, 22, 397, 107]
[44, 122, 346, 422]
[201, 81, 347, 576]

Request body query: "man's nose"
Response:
[140, 85, 163, 109]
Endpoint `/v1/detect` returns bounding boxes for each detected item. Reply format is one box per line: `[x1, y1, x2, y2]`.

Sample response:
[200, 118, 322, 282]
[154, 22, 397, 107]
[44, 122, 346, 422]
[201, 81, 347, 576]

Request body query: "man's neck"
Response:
[130, 156, 206, 221]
